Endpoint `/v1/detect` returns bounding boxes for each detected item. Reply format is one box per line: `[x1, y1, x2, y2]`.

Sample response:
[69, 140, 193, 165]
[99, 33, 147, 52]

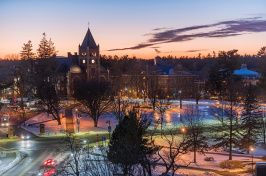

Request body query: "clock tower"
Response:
[78, 27, 100, 81]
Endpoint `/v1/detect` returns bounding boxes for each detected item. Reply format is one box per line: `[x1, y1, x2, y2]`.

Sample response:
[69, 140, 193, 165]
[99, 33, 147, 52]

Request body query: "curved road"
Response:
[0, 125, 61, 176]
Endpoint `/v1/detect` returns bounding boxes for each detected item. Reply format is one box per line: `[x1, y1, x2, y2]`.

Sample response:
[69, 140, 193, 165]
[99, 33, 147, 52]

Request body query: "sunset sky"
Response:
[0, 0, 266, 59]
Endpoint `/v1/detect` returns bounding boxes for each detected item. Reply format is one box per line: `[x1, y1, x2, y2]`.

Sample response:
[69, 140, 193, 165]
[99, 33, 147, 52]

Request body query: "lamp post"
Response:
[179, 90, 182, 109]
[251, 147, 254, 174]
[75, 109, 80, 133]
[181, 127, 185, 138]
[106, 120, 111, 140]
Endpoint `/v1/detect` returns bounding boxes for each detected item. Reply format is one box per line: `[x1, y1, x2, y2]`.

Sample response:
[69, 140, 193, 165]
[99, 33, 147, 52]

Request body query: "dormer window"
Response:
[82, 59, 86, 64]
[82, 52, 86, 56]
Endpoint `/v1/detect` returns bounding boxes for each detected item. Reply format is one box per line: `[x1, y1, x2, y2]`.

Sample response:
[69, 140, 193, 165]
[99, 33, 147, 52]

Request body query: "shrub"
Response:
[204, 157, 214, 161]
[220, 160, 243, 169]
[262, 155, 266, 161]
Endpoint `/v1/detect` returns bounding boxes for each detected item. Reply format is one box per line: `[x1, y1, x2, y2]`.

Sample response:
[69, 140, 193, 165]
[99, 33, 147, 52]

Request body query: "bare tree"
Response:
[74, 81, 111, 127]
[181, 105, 208, 163]
[56, 133, 119, 176]
[148, 74, 160, 110]
[33, 57, 62, 125]
[156, 128, 190, 176]
[155, 89, 170, 138]
[10, 59, 34, 124]
[110, 98, 128, 123]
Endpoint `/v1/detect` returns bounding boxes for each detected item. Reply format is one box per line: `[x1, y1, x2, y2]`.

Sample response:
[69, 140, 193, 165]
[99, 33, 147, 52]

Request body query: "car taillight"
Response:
[52, 162, 55, 165]
[44, 161, 47, 165]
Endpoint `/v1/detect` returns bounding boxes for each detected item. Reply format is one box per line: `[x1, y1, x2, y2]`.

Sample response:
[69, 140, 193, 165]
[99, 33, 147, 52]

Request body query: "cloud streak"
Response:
[108, 17, 266, 52]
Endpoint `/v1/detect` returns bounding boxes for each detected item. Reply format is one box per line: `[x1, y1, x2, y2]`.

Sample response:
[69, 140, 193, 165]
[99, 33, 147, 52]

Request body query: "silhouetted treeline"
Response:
[100, 54, 260, 74]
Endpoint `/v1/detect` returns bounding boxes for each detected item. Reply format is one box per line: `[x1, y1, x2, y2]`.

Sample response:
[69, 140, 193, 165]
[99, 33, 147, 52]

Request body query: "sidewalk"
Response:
[23, 111, 117, 137]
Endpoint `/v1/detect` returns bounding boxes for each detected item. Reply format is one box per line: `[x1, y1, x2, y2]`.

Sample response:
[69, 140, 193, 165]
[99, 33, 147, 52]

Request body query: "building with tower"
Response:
[66, 27, 109, 98]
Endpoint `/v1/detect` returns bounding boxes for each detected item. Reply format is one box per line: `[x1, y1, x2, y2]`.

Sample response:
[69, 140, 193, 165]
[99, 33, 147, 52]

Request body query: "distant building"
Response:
[117, 58, 205, 99]
[234, 64, 260, 85]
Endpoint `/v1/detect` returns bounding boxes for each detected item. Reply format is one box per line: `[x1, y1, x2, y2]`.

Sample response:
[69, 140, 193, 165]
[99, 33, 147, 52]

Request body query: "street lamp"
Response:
[251, 147, 254, 174]
[179, 90, 182, 109]
[106, 120, 111, 140]
[181, 127, 186, 138]
[75, 109, 80, 133]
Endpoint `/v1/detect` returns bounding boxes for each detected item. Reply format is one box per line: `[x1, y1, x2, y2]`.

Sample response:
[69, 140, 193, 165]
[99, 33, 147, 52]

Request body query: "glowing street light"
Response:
[181, 127, 186, 138]
[250, 147, 254, 174]
[181, 127, 185, 133]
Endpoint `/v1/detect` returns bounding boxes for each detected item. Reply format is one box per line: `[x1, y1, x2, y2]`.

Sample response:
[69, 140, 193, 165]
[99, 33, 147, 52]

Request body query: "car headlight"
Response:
[27, 136, 29, 139]
[21, 136, 25, 139]
[1, 124, 3, 126]
[6, 123, 9, 126]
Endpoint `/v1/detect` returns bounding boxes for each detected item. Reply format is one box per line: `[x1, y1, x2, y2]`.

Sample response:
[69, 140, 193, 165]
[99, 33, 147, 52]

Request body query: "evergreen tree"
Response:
[107, 111, 158, 175]
[240, 85, 262, 153]
[20, 40, 35, 60]
[208, 50, 239, 99]
[37, 33, 57, 58]
[211, 77, 243, 160]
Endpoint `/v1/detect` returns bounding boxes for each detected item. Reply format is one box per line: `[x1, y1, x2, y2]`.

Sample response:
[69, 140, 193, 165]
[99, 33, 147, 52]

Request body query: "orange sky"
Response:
[0, 0, 266, 59]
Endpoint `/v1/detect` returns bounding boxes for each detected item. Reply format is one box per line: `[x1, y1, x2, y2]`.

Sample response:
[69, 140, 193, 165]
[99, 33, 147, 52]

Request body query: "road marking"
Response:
[18, 149, 49, 176]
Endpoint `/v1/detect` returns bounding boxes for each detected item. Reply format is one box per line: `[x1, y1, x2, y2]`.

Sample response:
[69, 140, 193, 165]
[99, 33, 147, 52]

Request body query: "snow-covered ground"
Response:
[20, 99, 266, 175]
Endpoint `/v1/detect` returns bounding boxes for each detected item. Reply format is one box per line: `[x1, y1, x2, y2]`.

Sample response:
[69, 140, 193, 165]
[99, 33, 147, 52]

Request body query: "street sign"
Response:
[108, 126, 111, 132]
[102, 137, 106, 141]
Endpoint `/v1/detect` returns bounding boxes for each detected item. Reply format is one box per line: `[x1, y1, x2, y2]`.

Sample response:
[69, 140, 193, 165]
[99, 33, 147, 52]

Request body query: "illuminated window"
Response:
[82, 59, 86, 64]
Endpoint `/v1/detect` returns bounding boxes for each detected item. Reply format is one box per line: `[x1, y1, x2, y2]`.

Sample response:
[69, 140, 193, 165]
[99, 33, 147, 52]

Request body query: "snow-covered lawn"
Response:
[21, 99, 266, 175]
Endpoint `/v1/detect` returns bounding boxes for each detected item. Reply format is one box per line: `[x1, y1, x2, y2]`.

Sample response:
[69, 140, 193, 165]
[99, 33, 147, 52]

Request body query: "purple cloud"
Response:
[108, 17, 266, 51]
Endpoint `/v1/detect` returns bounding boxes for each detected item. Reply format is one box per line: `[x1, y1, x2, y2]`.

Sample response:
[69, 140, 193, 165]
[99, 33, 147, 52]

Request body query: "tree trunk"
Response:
[94, 119, 98, 127]
[57, 118, 61, 125]
[20, 94, 24, 111]
[194, 142, 197, 163]
[229, 118, 233, 160]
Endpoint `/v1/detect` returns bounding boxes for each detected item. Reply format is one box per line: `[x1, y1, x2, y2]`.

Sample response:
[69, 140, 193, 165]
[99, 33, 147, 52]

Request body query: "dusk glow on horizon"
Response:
[1, 0, 266, 59]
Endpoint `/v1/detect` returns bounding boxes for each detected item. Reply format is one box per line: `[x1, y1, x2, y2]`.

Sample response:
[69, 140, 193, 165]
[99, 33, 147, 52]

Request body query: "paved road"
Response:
[0, 125, 61, 176]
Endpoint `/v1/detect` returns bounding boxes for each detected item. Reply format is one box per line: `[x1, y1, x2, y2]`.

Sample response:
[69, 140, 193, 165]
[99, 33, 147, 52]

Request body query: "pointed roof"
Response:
[80, 27, 97, 49]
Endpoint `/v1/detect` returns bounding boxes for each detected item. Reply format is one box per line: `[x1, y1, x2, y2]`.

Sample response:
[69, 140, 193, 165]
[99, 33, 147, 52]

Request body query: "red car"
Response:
[44, 159, 57, 167]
